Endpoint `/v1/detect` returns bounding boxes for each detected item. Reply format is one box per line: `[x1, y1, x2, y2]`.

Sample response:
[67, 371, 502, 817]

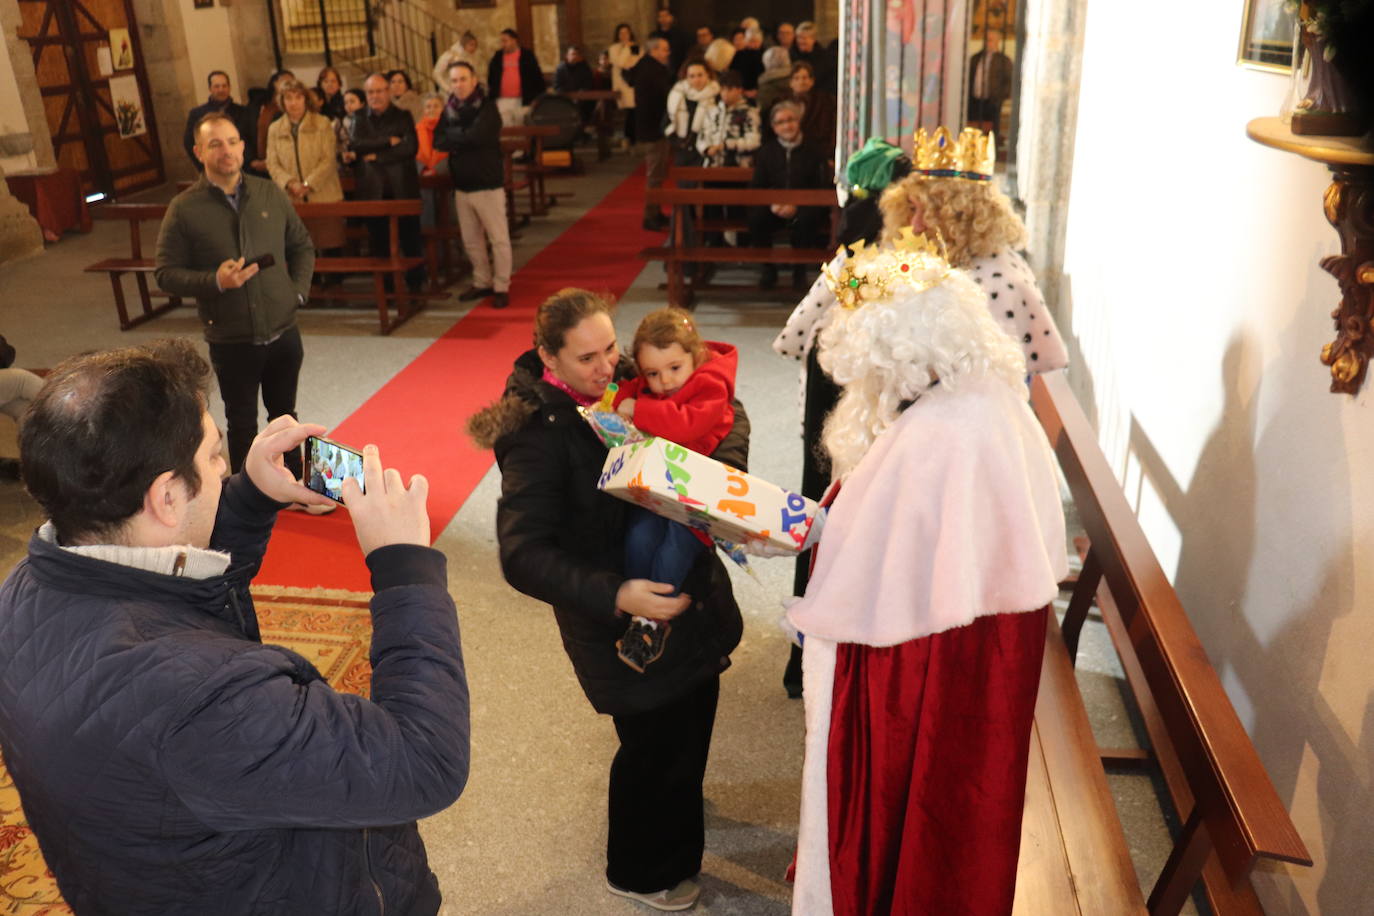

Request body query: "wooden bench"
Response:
[641, 186, 839, 309]
[85, 199, 428, 335]
[564, 89, 620, 162]
[1011, 370, 1311, 914]
[295, 199, 428, 334]
[85, 204, 184, 330]
[502, 124, 565, 217]
[663, 165, 754, 234]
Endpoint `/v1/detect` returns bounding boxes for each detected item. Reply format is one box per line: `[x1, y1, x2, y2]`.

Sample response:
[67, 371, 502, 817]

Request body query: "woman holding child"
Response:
[468, 289, 748, 912]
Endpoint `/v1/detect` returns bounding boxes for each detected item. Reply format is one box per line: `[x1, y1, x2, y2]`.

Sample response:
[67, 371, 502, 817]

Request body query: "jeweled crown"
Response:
[822, 229, 952, 310]
[912, 126, 995, 181]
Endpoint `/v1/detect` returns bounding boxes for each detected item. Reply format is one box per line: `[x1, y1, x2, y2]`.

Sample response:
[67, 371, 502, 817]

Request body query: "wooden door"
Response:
[17, 0, 165, 198]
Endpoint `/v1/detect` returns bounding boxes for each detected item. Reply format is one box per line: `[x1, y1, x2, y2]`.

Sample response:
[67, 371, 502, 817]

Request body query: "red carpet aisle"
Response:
[257, 166, 658, 590]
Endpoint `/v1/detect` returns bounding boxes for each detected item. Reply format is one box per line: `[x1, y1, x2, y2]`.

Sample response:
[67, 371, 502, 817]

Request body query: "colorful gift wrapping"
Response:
[598, 437, 820, 553]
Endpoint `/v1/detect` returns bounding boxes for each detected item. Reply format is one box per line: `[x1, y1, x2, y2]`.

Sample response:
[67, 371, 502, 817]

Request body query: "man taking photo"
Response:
[156, 112, 315, 489]
[0, 339, 470, 915]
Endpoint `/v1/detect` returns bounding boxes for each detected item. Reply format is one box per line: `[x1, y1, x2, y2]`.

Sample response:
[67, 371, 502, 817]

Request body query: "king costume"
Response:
[786, 238, 1068, 915]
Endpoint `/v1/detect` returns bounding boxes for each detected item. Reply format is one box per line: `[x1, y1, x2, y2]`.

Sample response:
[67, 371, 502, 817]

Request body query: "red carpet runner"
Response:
[256, 166, 657, 590]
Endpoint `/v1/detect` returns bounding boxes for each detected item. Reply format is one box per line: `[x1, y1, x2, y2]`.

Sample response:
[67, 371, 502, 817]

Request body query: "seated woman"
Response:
[785, 61, 836, 159]
[788, 236, 1068, 915]
[748, 100, 830, 290]
[467, 289, 748, 912]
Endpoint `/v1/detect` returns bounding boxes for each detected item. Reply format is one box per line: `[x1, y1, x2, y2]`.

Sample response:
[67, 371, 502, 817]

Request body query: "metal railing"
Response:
[266, 0, 458, 91]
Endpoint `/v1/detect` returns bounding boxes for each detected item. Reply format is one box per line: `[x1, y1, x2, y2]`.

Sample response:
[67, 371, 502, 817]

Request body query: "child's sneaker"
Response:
[616, 618, 671, 673]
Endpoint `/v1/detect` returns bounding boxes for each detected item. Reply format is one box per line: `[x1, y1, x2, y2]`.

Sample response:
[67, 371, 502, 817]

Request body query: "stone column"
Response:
[0, 160, 44, 265]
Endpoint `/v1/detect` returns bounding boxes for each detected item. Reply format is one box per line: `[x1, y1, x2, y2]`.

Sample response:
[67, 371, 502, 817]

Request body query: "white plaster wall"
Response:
[176, 0, 243, 99]
[1060, 2, 1374, 912]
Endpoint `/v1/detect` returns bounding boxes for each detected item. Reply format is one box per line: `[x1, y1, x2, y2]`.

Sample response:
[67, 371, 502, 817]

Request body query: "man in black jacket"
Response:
[352, 72, 425, 292]
[967, 28, 1014, 127]
[0, 339, 470, 915]
[437, 61, 512, 308]
[749, 100, 830, 289]
[487, 28, 547, 126]
[182, 70, 254, 170]
[626, 37, 673, 230]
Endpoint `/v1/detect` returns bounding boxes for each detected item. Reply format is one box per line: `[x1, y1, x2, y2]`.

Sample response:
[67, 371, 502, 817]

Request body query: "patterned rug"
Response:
[0, 587, 375, 914]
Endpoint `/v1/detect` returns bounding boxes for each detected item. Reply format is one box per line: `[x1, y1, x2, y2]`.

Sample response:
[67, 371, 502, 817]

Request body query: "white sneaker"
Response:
[606, 877, 700, 911]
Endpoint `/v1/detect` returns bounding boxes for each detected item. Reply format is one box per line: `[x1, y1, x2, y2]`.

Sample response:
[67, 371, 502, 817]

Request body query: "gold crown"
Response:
[912, 126, 996, 181]
[822, 229, 952, 310]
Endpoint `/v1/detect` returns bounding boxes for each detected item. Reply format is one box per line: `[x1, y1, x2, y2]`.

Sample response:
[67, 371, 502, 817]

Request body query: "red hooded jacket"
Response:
[613, 341, 738, 455]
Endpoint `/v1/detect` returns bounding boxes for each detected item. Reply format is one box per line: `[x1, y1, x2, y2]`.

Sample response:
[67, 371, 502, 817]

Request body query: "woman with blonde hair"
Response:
[266, 78, 345, 250]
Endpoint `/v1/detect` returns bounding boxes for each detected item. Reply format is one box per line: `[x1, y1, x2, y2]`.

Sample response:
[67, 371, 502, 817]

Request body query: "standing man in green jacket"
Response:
[156, 111, 315, 483]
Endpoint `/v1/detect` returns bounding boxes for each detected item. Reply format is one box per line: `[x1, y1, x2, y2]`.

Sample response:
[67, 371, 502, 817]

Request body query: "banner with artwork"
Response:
[837, 0, 968, 180]
[109, 74, 146, 139]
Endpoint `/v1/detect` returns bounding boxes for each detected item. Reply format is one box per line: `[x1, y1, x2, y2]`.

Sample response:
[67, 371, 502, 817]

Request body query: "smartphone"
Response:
[244, 252, 276, 271]
[630, 43, 640, 54]
[304, 435, 366, 503]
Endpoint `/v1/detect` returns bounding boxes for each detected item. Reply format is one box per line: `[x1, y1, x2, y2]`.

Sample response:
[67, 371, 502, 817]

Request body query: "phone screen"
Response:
[304, 435, 366, 503]
[245, 253, 276, 271]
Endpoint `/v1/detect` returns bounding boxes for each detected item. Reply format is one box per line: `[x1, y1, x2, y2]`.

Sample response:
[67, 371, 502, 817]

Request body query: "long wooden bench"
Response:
[85, 199, 428, 335]
[641, 186, 839, 309]
[663, 164, 754, 234]
[1012, 370, 1311, 914]
[85, 204, 184, 330]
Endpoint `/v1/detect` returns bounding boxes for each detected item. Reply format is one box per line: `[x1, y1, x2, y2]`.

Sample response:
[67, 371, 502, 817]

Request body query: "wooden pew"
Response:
[640, 185, 839, 309]
[564, 89, 620, 161]
[501, 124, 564, 217]
[664, 164, 754, 235]
[85, 204, 184, 330]
[295, 199, 427, 334]
[84, 199, 428, 335]
[1012, 370, 1312, 914]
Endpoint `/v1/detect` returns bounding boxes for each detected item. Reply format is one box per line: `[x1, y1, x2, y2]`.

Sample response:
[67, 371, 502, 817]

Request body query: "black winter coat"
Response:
[350, 104, 421, 200]
[436, 92, 504, 192]
[472, 350, 747, 716]
[0, 474, 470, 915]
[487, 47, 547, 106]
[751, 138, 830, 191]
[626, 56, 672, 145]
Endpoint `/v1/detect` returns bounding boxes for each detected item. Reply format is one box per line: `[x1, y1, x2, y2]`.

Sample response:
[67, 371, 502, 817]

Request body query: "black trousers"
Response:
[208, 325, 304, 479]
[366, 213, 425, 291]
[748, 205, 827, 254]
[607, 675, 720, 893]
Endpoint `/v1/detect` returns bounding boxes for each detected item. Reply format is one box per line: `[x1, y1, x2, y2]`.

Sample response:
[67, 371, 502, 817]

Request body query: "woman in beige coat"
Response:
[266, 79, 345, 250]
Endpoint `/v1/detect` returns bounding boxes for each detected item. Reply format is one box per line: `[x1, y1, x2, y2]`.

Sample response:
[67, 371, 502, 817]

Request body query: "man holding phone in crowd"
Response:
[0, 339, 470, 914]
[156, 111, 315, 489]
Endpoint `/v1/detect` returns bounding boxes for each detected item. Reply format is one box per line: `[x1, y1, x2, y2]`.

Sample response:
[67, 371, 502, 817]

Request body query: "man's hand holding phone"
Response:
[341, 444, 430, 556]
[244, 416, 337, 508]
[215, 257, 260, 290]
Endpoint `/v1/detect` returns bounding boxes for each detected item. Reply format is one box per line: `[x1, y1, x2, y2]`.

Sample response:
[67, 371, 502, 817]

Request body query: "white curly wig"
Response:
[818, 265, 1028, 480]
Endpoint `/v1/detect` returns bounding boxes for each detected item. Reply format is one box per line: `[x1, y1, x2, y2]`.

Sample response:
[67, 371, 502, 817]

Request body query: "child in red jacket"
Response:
[612, 307, 738, 671]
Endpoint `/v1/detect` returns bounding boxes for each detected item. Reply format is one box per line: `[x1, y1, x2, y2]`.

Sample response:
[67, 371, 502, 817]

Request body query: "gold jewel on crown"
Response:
[912, 126, 996, 181]
[822, 229, 952, 310]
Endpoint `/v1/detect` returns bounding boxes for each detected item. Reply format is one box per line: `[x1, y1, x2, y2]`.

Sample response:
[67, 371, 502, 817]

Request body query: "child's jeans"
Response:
[624, 508, 705, 595]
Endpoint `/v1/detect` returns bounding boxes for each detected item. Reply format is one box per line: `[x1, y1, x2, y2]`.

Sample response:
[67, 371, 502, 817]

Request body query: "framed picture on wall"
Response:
[1238, 0, 1296, 72]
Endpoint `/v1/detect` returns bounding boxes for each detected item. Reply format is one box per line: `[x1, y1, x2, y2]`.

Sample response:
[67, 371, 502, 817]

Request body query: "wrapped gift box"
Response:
[598, 437, 819, 552]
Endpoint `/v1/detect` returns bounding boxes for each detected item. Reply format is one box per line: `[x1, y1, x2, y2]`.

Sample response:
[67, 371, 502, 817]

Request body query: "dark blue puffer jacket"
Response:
[0, 474, 470, 915]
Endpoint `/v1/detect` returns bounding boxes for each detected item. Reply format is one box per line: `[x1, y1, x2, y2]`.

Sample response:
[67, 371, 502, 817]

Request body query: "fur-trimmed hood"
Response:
[467, 349, 637, 450]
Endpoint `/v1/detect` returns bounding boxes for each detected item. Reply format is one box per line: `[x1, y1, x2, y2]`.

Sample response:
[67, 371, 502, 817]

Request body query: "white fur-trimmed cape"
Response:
[787, 376, 1068, 646]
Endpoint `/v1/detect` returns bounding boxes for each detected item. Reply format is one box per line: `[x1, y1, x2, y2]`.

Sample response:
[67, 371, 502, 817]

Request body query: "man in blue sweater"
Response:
[0, 339, 470, 915]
